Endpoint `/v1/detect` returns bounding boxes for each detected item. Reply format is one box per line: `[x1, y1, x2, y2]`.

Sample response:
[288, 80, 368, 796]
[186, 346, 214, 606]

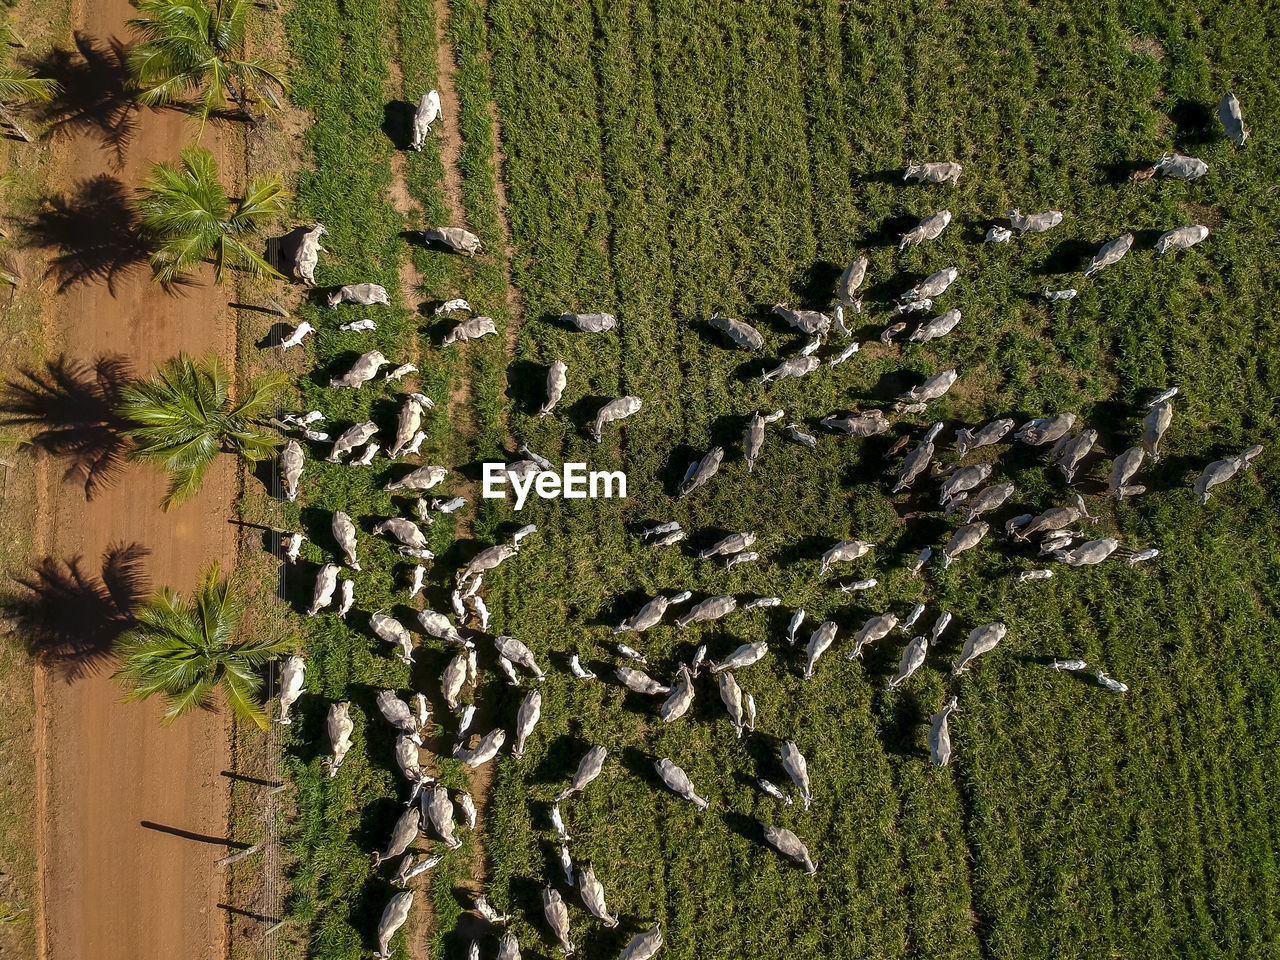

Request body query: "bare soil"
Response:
[29, 0, 239, 958]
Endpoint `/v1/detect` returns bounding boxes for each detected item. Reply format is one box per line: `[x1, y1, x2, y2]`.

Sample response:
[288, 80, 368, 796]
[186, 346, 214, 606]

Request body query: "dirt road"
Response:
[31, 0, 239, 958]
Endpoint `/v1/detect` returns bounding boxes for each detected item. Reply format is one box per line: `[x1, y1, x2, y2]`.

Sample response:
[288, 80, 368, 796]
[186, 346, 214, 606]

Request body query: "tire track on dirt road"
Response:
[30, 0, 239, 958]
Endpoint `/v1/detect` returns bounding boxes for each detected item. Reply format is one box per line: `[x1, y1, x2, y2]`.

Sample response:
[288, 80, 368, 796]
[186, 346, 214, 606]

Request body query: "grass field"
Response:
[271, 0, 1280, 958]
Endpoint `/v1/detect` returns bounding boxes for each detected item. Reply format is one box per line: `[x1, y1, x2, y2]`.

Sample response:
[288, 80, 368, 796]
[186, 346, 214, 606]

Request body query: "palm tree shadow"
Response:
[0, 354, 136, 499]
[26, 32, 140, 170]
[27, 175, 151, 293]
[3, 542, 151, 682]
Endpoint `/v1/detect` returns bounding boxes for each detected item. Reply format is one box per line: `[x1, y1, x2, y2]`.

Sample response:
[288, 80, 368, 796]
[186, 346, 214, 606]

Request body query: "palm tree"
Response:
[113, 562, 292, 728]
[136, 144, 286, 283]
[0, 19, 60, 142]
[127, 0, 287, 127]
[117, 353, 288, 510]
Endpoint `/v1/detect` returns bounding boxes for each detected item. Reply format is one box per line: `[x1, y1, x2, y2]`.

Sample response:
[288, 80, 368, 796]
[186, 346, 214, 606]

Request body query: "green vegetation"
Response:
[113, 562, 291, 727]
[136, 145, 287, 283]
[266, 0, 1280, 959]
[120, 353, 286, 509]
[127, 0, 287, 126]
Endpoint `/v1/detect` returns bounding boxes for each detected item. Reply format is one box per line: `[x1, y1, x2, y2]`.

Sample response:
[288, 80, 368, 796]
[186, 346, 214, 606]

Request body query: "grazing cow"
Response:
[375, 891, 414, 959]
[578, 863, 619, 928]
[899, 210, 952, 250]
[907, 547, 933, 576]
[388, 397, 426, 459]
[1050, 658, 1088, 672]
[327, 421, 378, 462]
[373, 518, 429, 554]
[828, 342, 860, 367]
[436, 298, 470, 314]
[497, 932, 521, 960]
[957, 417, 1013, 458]
[837, 578, 878, 592]
[1043, 287, 1078, 301]
[889, 634, 929, 690]
[985, 226, 1013, 243]
[803, 621, 837, 680]
[909, 308, 962, 343]
[394, 735, 424, 787]
[307, 564, 339, 617]
[1128, 547, 1159, 566]
[759, 355, 821, 384]
[376, 690, 422, 743]
[820, 410, 891, 437]
[718, 671, 746, 736]
[900, 266, 958, 302]
[850, 613, 898, 660]
[939, 463, 992, 506]
[493, 635, 546, 681]
[700, 532, 756, 561]
[1096, 671, 1129, 693]
[928, 696, 959, 766]
[771, 303, 832, 337]
[619, 925, 664, 960]
[1018, 494, 1095, 540]
[339, 318, 376, 333]
[616, 593, 683, 634]
[1107, 446, 1145, 498]
[555, 745, 607, 801]
[785, 423, 817, 448]
[1018, 568, 1053, 582]
[758, 779, 792, 805]
[762, 824, 817, 876]
[709, 312, 765, 350]
[892, 429, 940, 493]
[442, 316, 498, 346]
[744, 409, 785, 471]
[511, 690, 542, 759]
[1142, 400, 1174, 461]
[539, 360, 569, 416]
[957, 482, 1012, 524]
[1051, 429, 1099, 483]
[324, 701, 354, 776]
[899, 369, 958, 406]
[589, 396, 643, 443]
[678, 446, 724, 498]
[904, 160, 962, 184]
[1053, 536, 1119, 566]
[615, 667, 670, 696]
[1156, 224, 1209, 254]
[279, 441, 304, 501]
[1014, 412, 1076, 447]
[711, 641, 768, 673]
[424, 226, 483, 257]
[455, 728, 506, 768]
[616, 642, 647, 663]
[327, 283, 391, 309]
[676, 595, 736, 629]
[930, 611, 952, 644]
[952, 622, 1007, 674]
[384, 464, 448, 493]
[943, 521, 989, 568]
[1192, 445, 1264, 504]
[423, 785, 461, 849]
[350, 441, 379, 466]
[561, 312, 616, 333]
[1154, 152, 1209, 180]
[331, 511, 360, 570]
[474, 894, 508, 923]
[372, 807, 420, 867]
[820, 539, 873, 575]
[329, 351, 389, 389]
[660, 665, 695, 722]
[292, 222, 326, 285]
[408, 89, 442, 149]
[837, 255, 869, 305]
[370, 613, 415, 664]
[655, 757, 709, 810]
[1218, 92, 1249, 146]
[276, 655, 305, 724]
[417, 609, 466, 647]
[1083, 234, 1134, 278]
[781, 741, 813, 809]
[279, 320, 314, 351]
[1007, 209, 1064, 234]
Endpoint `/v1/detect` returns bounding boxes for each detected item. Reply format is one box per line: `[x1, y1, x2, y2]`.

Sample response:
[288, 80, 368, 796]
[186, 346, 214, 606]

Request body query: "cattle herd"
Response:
[267, 88, 1261, 958]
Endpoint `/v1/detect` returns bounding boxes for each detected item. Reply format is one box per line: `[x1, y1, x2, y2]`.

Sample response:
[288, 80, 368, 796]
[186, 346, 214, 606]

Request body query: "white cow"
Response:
[409, 89, 441, 150]
[326, 283, 391, 308]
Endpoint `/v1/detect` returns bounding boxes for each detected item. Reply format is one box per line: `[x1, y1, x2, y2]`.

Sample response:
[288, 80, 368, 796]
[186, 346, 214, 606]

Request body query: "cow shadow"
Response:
[1168, 99, 1217, 149]
[4, 542, 150, 682]
[382, 100, 416, 151]
[0, 354, 135, 499]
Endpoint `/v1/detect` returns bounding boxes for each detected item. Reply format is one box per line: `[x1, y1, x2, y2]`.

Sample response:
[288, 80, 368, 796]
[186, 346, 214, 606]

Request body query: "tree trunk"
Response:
[224, 76, 256, 127]
[0, 103, 33, 142]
